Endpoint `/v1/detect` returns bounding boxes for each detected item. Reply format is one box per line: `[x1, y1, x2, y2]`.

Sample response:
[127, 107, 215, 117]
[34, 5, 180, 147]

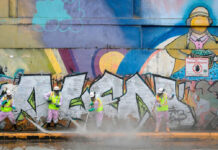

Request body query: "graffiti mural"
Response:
[0, 48, 217, 130]
[0, 72, 195, 130]
[0, 0, 217, 131]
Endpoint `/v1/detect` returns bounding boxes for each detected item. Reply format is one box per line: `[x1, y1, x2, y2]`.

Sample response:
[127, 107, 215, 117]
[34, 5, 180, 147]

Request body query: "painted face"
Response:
[191, 16, 210, 33]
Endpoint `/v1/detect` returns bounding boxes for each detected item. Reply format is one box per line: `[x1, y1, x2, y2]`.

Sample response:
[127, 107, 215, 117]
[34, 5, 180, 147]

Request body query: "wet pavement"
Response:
[0, 137, 217, 150]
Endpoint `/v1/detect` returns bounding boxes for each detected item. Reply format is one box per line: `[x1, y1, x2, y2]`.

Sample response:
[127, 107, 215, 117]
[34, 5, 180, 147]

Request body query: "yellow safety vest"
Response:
[1, 97, 13, 112]
[48, 92, 61, 110]
[96, 98, 103, 112]
[156, 93, 168, 112]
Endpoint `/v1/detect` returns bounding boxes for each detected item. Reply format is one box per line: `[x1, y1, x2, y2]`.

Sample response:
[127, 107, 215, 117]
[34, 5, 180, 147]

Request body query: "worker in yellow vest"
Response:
[152, 88, 172, 132]
[89, 92, 103, 129]
[0, 90, 17, 130]
[44, 86, 62, 128]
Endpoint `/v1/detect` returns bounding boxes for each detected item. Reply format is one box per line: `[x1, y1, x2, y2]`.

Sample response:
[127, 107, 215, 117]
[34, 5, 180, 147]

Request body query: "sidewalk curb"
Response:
[0, 132, 218, 140]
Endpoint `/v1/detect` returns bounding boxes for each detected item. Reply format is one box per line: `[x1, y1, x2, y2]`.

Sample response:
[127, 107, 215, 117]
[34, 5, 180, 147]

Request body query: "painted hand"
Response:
[12, 106, 16, 110]
[56, 104, 60, 108]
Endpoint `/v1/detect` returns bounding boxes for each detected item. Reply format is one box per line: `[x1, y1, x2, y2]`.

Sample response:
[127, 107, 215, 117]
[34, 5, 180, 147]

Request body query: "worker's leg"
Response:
[0, 112, 7, 122]
[96, 111, 103, 128]
[155, 111, 162, 132]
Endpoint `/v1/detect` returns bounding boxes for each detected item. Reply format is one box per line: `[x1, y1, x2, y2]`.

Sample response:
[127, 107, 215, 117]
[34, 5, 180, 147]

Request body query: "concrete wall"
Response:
[0, 0, 217, 130]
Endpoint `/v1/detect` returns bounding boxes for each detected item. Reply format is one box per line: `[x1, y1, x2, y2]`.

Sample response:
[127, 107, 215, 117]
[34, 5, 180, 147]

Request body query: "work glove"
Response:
[88, 108, 95, 112]
[89, 102, 94, 106]
[56, 104, 60, 108]
[1, 100, 7, 106]
[47, 100, 52, 103]
[12, 106, 16, 110]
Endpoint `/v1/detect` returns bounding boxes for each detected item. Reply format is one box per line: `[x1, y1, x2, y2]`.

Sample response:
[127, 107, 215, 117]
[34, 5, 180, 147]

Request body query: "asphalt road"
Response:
[0, 138, 217, 150]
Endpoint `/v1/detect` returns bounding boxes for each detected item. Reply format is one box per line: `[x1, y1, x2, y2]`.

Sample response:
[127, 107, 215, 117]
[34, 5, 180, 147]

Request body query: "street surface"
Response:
[0, 137, 217, 150]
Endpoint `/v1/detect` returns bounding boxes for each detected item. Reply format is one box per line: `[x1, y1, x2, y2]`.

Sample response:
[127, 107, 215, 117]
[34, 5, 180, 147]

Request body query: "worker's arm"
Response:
[89, 101, 94, 106]
[167, 93, 174, 100]
[44, 92, 51, 100]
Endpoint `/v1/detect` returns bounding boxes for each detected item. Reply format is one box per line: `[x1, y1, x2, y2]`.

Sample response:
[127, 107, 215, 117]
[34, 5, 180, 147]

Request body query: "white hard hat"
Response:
[157, 88, 164, 94]
[90, 92, 95, 98]
[6, 90, 12, 95]
[54, 86, 60, 91]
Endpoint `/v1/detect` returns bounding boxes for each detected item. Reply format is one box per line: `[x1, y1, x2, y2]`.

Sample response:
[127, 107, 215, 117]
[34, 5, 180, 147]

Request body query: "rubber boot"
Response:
[54, 123, 57, 129]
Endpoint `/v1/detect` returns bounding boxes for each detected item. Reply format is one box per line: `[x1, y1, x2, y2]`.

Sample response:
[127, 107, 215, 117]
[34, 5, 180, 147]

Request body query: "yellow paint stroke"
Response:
[45, 49, 62, 74]
[99, 51, 124, 74]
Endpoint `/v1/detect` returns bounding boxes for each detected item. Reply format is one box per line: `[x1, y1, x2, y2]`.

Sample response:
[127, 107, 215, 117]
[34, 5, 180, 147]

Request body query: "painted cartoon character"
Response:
[165, 6, 218, 81]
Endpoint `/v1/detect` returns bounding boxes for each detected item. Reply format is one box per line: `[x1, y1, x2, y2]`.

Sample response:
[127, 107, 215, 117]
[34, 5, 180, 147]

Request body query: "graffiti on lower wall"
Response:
[0, 47, 218, 130]
[0, 72, 196, 130]
[0, 70, 217, 130]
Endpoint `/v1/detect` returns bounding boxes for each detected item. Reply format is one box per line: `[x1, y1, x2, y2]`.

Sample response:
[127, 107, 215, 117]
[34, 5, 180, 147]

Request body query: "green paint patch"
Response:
[136, 94, 149, 119]
[102, 88, 113, 97]
[109, 99, 119, 110]
[27, 88, 36, 112]
[17, 110, 34, 121]
[70, 97, 84, 108]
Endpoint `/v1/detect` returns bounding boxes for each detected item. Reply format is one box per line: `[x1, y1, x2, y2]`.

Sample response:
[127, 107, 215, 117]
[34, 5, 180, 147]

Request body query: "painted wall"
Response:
[0, 0, 217, 130]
